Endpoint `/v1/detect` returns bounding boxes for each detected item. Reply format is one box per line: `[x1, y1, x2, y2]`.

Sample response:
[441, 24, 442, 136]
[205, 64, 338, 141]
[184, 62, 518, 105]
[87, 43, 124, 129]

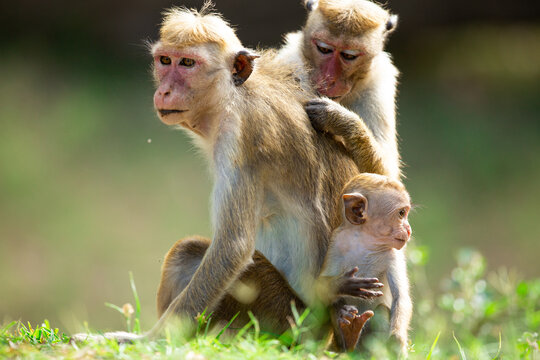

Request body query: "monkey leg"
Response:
[158, 236, 305, 334]
[333, 304, 374, 352]
[157, 235, 211, 317]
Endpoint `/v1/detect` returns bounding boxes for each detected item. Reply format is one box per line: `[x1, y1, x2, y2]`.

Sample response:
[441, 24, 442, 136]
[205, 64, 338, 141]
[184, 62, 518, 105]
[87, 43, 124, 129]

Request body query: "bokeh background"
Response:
[1, 0, 539, 333]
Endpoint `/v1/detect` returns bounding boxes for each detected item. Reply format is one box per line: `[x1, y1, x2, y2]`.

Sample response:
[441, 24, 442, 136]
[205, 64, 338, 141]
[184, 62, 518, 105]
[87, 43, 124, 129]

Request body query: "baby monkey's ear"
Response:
[343, 193, 368, 225]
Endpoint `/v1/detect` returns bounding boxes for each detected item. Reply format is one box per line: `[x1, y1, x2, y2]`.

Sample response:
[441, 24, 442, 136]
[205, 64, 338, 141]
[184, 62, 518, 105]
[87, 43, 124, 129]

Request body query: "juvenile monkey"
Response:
[319, 173, 413, 353]
[278, 0, 401, 179]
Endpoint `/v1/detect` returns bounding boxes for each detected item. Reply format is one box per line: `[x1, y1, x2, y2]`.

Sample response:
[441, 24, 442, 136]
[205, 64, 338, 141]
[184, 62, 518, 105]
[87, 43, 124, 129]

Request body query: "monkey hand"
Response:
[337, 267, 384, 299]
[305, 97, 341, 133]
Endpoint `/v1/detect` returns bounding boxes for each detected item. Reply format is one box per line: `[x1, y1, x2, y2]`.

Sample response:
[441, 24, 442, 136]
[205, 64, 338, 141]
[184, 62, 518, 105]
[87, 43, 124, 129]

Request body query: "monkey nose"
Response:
[406, 225, 412, 237]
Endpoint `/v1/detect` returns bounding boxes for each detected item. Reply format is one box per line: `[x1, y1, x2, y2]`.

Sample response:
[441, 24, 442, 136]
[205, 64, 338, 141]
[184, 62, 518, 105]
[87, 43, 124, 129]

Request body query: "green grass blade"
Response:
[426, 331, 441, 360]
[233, 316, 255, 342]
[247, 312, 260, 340]
[0, 321, 17, 336]
[215, 312, 240, 341]
[453, 332, 467, 360]
[491, 332, 502, 360]
[129, 271, 141, 333]
[104, 302, 124, 314]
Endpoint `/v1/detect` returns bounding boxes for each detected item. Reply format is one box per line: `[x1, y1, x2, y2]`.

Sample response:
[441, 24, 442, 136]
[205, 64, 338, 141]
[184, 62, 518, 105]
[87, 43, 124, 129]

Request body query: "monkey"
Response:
[317, 173, 413, 354]
[277, 0, 401, 179]
[138, 4, 394, 341]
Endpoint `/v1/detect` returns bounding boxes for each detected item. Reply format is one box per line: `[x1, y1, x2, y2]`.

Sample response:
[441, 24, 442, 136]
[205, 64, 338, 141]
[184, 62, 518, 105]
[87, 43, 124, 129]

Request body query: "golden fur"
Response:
[160, 3, 241, 51]
[343, 173, 407, 195]
[318, 0, 390, 35]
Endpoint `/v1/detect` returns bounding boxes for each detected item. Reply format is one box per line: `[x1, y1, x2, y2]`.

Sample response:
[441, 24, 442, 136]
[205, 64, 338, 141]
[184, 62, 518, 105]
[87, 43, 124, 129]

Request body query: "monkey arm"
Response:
[386, 254, 412, 353]
[305, 98, 390, 176]
[148, 167, 262, 337]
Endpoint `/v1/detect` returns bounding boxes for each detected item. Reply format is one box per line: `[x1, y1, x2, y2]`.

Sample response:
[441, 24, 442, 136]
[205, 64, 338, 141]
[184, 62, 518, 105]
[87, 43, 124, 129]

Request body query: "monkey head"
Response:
[151, 7, 258, 136]
[301, 0, 397, 100]
[341, 173, 411, 250]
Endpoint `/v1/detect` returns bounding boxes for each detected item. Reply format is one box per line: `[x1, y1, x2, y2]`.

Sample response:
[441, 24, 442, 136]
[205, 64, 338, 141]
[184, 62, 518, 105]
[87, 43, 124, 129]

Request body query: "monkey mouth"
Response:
[159, 109, 187, 116]
[394, 238, 407, 243]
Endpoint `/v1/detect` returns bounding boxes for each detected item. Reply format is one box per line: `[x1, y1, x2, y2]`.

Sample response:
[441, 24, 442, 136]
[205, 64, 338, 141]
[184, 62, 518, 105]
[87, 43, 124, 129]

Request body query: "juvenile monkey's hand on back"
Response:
[305, 98, 349, 134]
[336, 267, 384, 299]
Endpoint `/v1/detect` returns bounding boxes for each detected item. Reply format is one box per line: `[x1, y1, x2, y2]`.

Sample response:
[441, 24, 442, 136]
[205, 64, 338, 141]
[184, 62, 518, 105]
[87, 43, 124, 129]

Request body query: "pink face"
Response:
[387, 206, 412, 250]
[152, 46, 204, 127]
[309, 36, 366, 99]
[343, 191, 412, 251]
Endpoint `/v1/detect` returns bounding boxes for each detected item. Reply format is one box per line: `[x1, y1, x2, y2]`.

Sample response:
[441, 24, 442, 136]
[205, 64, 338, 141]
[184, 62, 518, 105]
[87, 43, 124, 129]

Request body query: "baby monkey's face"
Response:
[343, 188, 412, 250]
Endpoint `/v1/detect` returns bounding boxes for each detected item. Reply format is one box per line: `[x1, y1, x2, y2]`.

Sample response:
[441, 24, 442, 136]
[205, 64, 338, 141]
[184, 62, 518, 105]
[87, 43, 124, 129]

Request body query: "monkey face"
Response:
[151, 43, 223, 136]
[302, 2, 395, 101]
[306, 33, 369, 99]
[344, 188, 412, 251]
[372, 192, 411, 250]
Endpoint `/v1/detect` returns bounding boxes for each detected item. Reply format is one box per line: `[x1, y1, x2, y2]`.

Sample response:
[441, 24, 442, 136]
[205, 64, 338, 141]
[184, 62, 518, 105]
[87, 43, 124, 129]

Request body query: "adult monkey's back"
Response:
[91, 5, 381, 341]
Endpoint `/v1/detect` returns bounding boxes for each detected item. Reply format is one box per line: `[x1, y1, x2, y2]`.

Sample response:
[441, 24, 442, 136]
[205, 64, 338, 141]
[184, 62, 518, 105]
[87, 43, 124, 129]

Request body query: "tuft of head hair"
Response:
[343, 173, 407, 197]
[160, 2, 242, 51]
[317, 0, 390, 35]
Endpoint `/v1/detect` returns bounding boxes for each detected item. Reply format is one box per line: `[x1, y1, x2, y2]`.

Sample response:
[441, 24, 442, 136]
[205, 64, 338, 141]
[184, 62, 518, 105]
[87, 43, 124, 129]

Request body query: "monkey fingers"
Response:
[338, 304, 359, 325]
[338, 270, 383, 298]
[338, 307, 374, 352]
[304, 98, 337, 132]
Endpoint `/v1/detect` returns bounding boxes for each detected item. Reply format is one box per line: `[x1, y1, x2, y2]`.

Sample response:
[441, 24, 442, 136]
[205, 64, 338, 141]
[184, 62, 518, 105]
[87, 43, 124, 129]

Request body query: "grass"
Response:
[1, 248, 538, 359]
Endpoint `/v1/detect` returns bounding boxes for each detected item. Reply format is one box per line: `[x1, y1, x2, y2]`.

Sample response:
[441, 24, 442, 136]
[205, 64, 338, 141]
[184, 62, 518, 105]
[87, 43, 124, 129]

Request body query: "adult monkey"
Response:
[278, 0, 401, 179]
[147, 4, 389, 338]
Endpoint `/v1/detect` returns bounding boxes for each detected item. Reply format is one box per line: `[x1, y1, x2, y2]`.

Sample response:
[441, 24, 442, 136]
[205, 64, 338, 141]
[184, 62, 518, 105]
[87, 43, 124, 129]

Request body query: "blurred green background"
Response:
[0, 0, 539, 333]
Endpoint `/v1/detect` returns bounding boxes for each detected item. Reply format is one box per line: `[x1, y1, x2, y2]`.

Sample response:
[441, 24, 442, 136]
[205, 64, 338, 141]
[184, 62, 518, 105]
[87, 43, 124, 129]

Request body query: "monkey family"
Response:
[73, 0, 413, 355]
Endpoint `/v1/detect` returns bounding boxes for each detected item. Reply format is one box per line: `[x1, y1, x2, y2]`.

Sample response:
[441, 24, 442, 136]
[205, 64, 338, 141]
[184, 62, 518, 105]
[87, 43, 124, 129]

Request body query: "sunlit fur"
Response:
[321, 173, 412, 353]
[317, 0, 390, 35]
[160, 3, 241, 51]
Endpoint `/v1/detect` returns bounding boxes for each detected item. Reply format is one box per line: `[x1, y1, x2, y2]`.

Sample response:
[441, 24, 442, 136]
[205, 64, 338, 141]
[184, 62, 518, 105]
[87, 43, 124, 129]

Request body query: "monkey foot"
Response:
[338, 306, 374, 352]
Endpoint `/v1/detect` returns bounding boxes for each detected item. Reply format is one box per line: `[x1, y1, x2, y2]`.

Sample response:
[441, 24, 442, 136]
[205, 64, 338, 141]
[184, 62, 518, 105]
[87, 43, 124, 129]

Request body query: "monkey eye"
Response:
[315, 41, 334, 55]
[179, 58, 196, 67]
[340, 52, 358, 61]
[340, 50, 362, 61]
[398, 208, 408, 219]
[159, 56, 172, 65]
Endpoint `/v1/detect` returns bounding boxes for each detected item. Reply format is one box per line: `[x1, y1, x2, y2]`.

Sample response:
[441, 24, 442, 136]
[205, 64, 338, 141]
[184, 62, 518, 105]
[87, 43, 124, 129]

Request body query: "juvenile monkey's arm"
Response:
[305, 98, 389, 176]
[387, 254, 412, 353]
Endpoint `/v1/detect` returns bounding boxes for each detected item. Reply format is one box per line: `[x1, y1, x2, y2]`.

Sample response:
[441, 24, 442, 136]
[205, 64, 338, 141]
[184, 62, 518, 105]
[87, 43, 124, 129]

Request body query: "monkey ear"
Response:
[343, 193, 368, 225]
[385, 14, 398, 33]
[232, 50, 260, 86]
[304, 0, 319, 12]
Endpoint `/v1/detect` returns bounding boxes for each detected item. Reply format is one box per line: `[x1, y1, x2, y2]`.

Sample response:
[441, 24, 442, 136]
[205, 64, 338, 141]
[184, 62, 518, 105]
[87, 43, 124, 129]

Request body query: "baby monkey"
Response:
[319, 173, 412, 353]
